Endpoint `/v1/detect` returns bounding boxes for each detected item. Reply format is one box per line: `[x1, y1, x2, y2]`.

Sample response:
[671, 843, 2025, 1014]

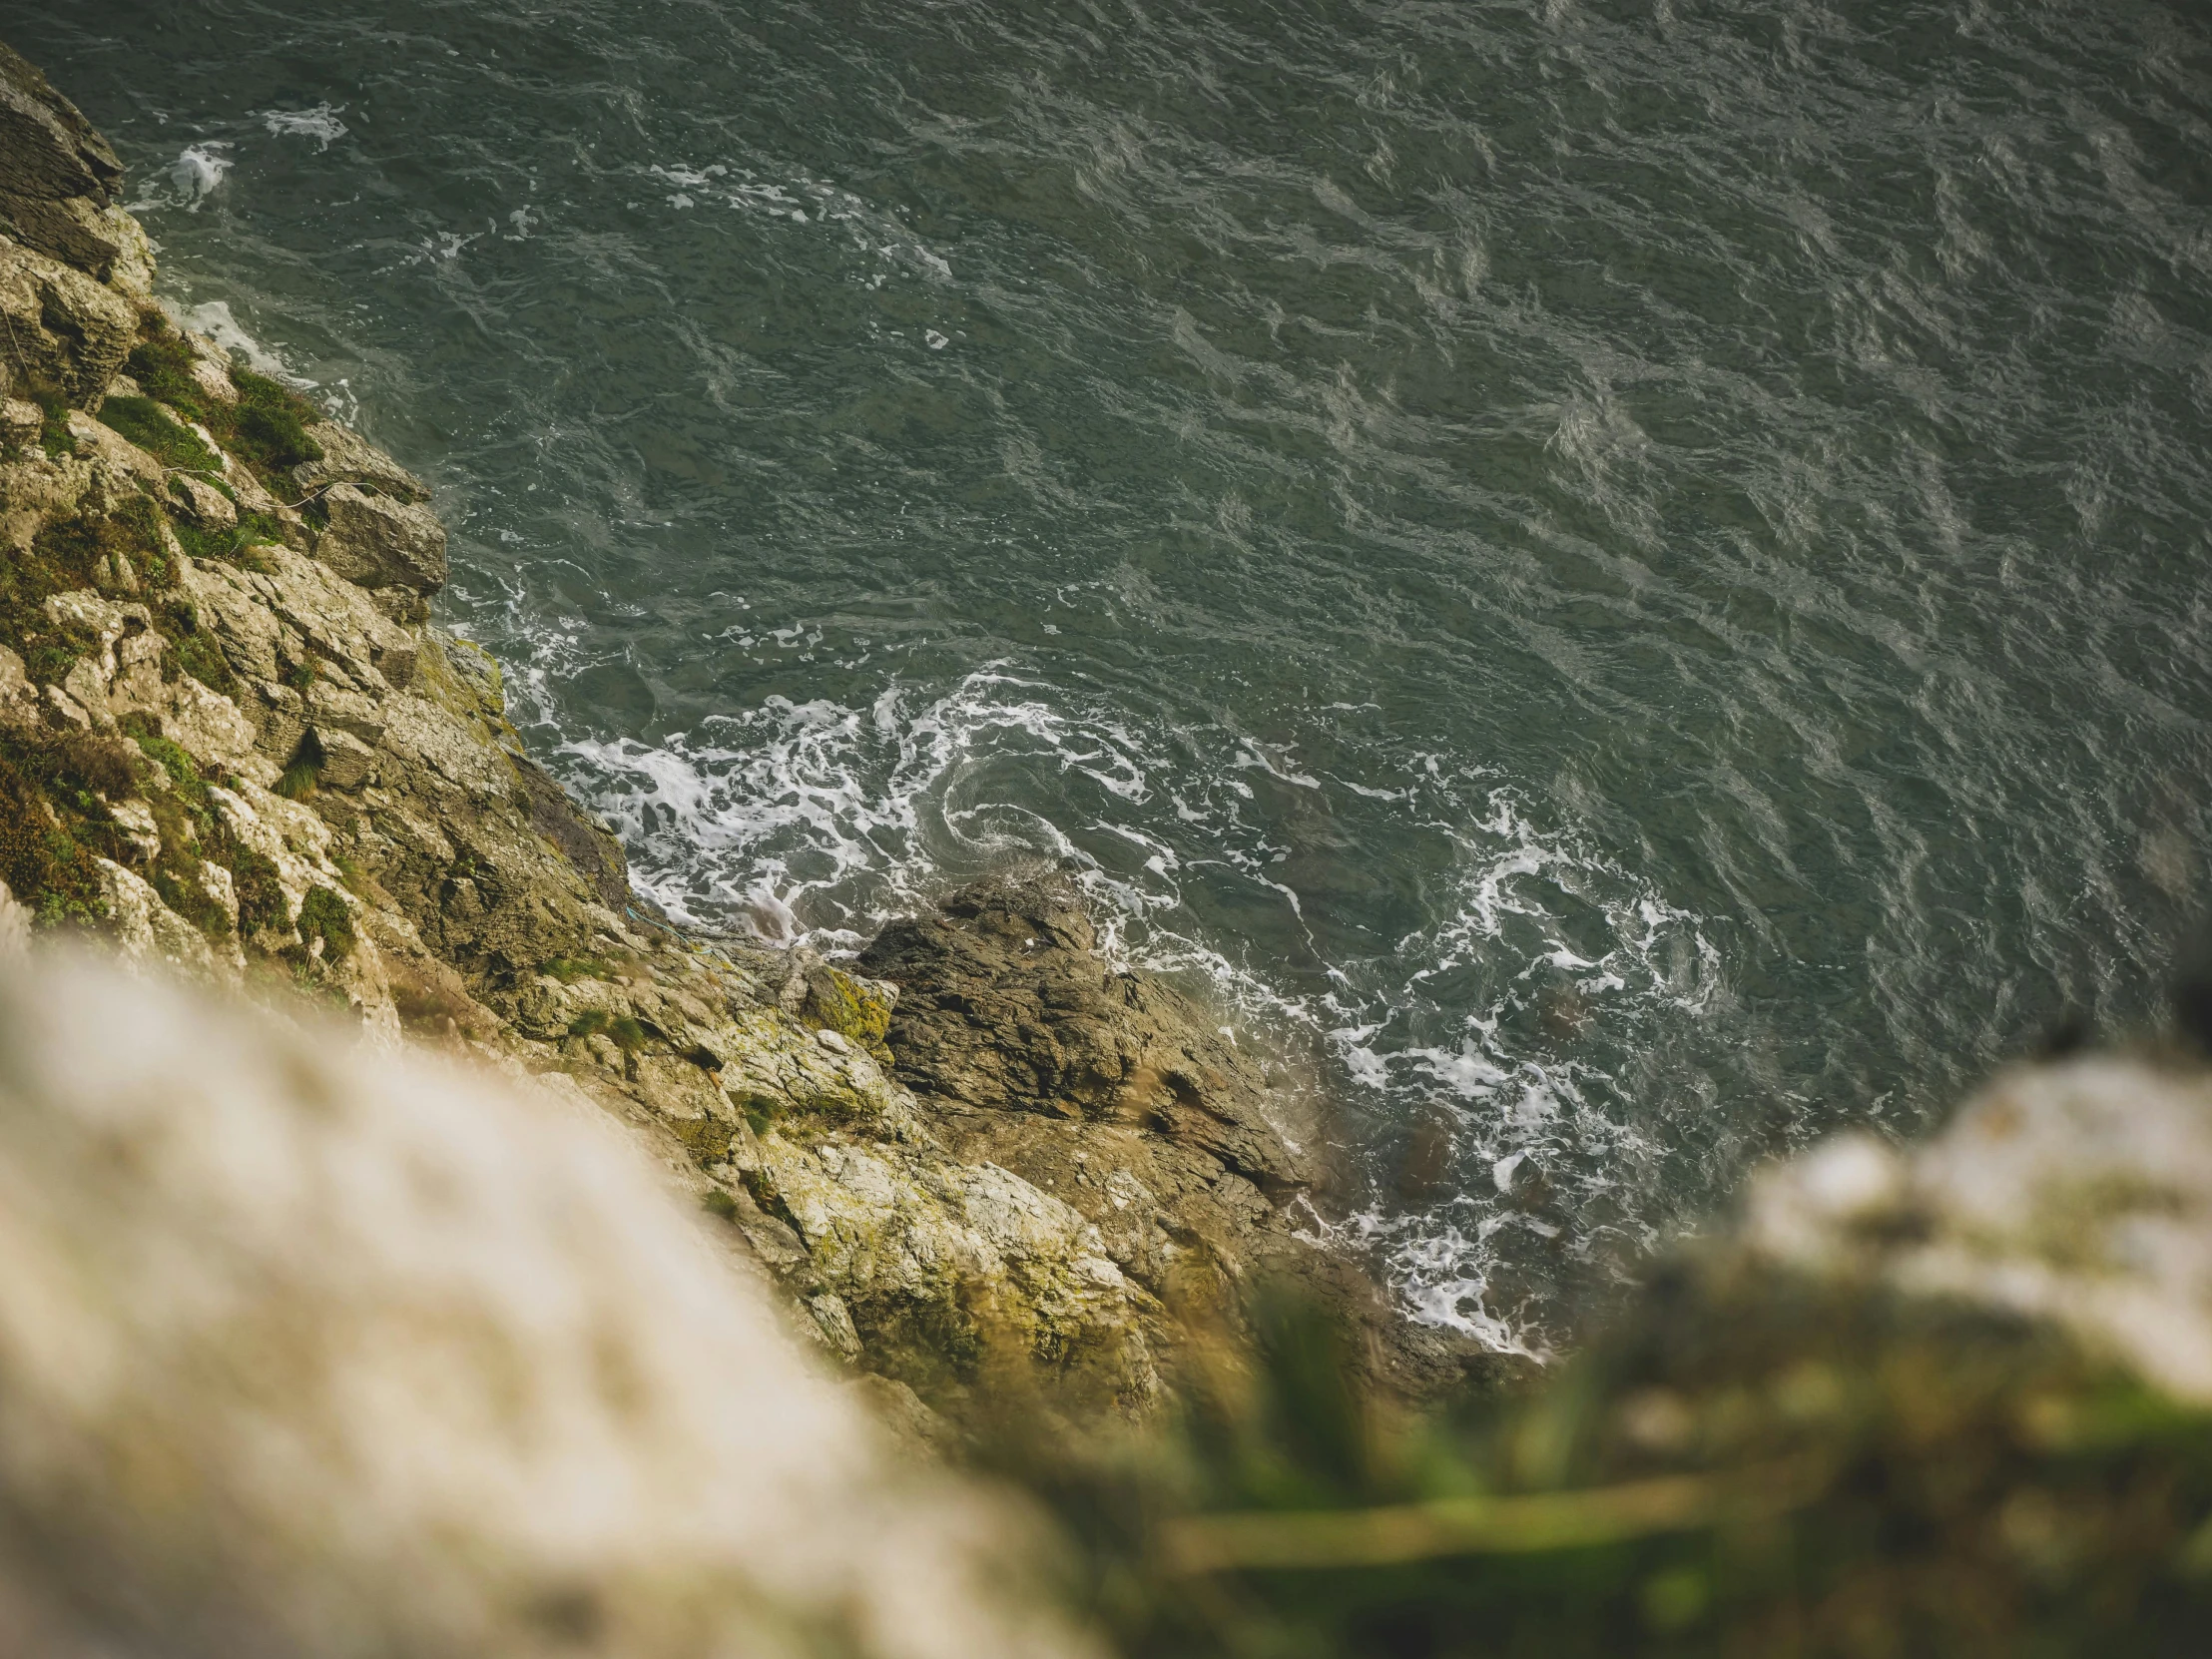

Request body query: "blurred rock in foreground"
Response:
[0, 925, 1091, 1659]
[1016, 1053, 2212, 1657]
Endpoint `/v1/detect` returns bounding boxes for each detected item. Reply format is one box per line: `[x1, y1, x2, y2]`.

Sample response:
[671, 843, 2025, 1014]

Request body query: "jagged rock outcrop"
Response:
[0, 40, 148, 288]
[861, 865, 1308, 1194]
[860, 867, 1500, 1400]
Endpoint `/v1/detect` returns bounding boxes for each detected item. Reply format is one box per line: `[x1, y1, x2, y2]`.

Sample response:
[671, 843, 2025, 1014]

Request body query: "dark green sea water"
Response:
[14, 0, 2212, 1351]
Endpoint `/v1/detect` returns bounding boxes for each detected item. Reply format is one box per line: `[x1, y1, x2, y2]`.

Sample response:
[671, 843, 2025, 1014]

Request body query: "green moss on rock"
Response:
[97, 394, 220, 473]
[0, 734, 124, 929]
[221, 838, 288, 939]
[804, 963, 897, 1059]
[125, 315, 324, 490]
[296, 884, 354, 961]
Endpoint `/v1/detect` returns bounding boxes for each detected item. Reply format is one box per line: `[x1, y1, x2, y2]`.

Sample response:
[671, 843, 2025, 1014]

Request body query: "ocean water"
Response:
[14, 0, 2212, 1354]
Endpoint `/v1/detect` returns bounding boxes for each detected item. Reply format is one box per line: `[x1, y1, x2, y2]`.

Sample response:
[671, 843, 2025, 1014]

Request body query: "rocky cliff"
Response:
[0, 42, 1456, 1424]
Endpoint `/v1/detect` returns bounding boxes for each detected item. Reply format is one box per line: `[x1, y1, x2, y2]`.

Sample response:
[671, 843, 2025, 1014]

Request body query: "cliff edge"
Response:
[0, 42, 1464, 1422]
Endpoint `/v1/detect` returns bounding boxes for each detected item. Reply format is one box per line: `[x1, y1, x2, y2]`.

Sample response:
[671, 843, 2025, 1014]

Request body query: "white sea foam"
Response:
[491, 634, 1724, 1356]
[643, 163, 953, 283]
[170, 299, 293, 379]
[262, 104, 348, 149]
[167, 143, 232, 209]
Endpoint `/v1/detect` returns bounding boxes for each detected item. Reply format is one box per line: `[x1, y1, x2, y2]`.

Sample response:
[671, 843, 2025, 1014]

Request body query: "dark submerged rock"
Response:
[862, 866, 1513, 1403]
[859, 864, 1307, 1194]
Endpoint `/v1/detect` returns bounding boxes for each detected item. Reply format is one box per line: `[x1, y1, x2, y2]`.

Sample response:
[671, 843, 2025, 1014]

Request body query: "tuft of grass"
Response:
[123, 327, 210, 423]
[150, 598, 244, 703]
[14, 374, 76, 457]
[227, 367, 324, 478]
[179, 630, 242, 702]
[220, 837, 288, 939]
[97, 395, 222, 473]
[737, 1089, 784, 1138]
[273, 759, 320, 801]
[541, 955, 616, 984]
[125, 314, 325, 490]
[567, 1007, 651, 1051]
[328, 850, 373, 901]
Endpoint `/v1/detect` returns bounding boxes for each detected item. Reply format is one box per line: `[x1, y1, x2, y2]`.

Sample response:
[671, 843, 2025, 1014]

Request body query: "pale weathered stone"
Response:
[291, 421, 431, 503]
[65, 408, 165, 491]
[304, 682, 385, 745]
[313, 482, 447, 593]
[94, 857, 221, 979]
[309, 725, 376, 790]
[0, 643, 34, 727]
[168, 471, 237, 528]
[0, 447, 91, 551]
[161, 676, 263, 778]
[0, 876, 25, 956]
[0, 240, 134, 403]
[106, 798, 161, 865]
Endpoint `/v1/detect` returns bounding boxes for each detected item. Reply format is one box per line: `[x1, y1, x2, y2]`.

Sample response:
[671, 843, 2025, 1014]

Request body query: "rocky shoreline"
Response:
[0, 40, 1482, 1426]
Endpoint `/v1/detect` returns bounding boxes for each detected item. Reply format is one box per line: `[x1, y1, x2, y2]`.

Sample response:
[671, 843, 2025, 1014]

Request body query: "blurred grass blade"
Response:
[1161, 1458, 1830, 1573]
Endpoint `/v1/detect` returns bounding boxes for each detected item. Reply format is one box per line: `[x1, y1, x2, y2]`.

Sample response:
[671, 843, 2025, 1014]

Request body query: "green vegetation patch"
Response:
[30, 382, 73, 456]
[734, 1087, 786, 1139]
[171, 510, 283, 571]
[541, 954, 617, 984]
[567, 1007, 650, 1051]
[151, 597, 243, 703]
[97, 395, 222, 474]
[119, 720, 233, 945]
[22, 492, 178, 605]
[220, 837, 289, 939]
[122, 327, 209, 420]
[1, 495, 179, 693]
[273, 757, 320, 801]
[125, 315, 323, 492]
[295, 883, 355, 961]
[0, 731, 132, 929]
[228, 367, 324, 477]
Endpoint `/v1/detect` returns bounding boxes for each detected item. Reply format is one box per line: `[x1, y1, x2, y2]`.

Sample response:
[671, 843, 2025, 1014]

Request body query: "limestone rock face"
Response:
[0, 238, 135, 403]
[313, 482, 449, 593]
[861, 866, 1308, 1194]
[744, 1129, 1163, 1409]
